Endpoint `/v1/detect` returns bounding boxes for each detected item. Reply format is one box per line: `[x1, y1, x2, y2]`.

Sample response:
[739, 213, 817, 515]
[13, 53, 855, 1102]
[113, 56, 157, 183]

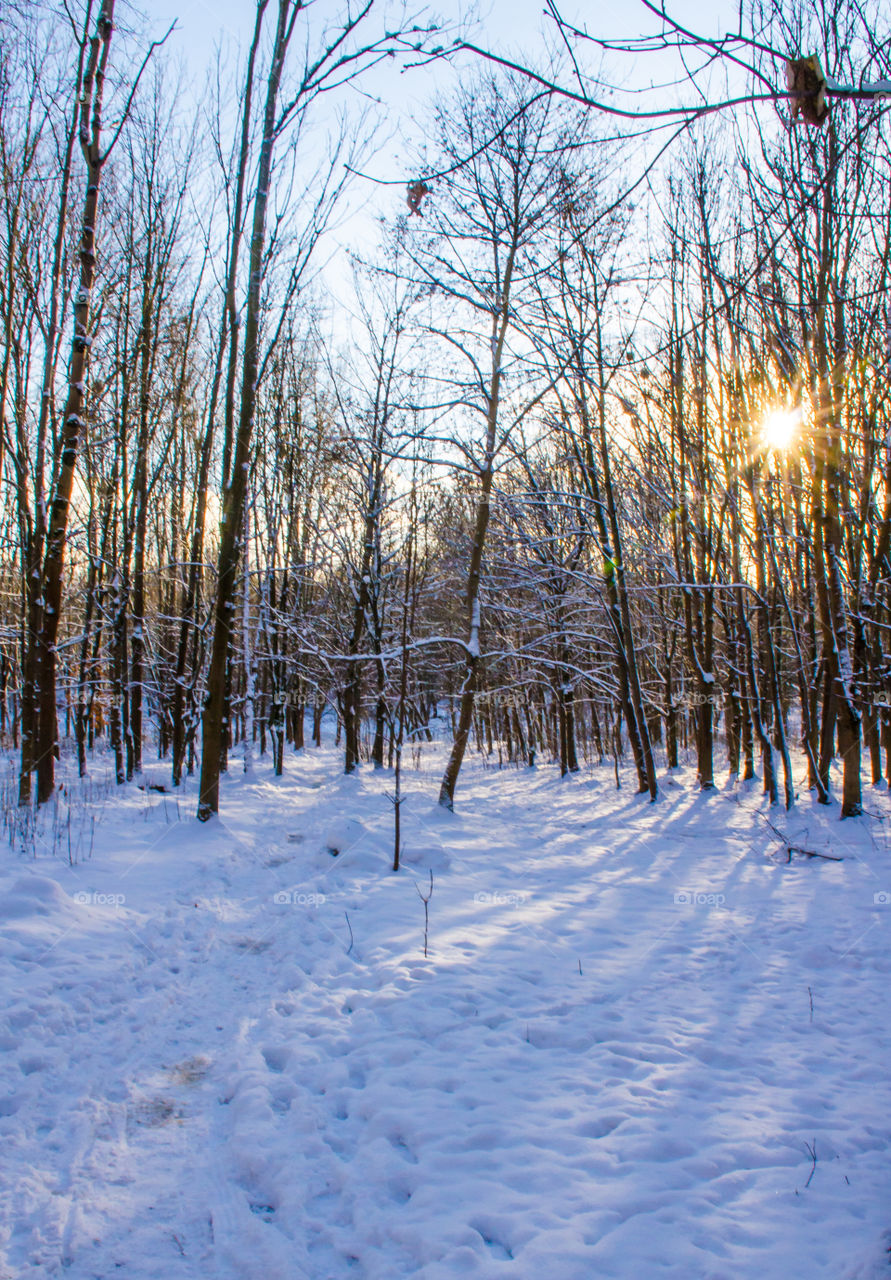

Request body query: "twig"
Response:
[762, 813, 843, 862]
[416, 870, 433, 958]
[791, 845, 842, 861]
[344, 911, 354, 955]
[808, 986, 814, 1023]
[804, 1139, 817, 1188]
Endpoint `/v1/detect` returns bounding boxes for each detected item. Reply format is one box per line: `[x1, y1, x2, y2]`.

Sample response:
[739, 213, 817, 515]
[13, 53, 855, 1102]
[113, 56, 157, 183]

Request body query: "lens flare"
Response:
[760, 409, 799, 451]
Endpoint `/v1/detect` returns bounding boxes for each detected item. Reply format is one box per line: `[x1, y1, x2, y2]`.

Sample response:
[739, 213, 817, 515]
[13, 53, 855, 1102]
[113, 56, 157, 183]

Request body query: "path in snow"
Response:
[1, 747, 890, 1278]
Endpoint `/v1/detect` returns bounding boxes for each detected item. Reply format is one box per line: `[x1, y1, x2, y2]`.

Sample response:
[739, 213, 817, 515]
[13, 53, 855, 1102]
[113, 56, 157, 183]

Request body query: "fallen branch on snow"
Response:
[761, 815, 844, 863]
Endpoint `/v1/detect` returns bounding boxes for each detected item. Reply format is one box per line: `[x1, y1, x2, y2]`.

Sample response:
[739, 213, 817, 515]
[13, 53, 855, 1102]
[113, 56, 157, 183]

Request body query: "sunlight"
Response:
[759, 408, 800, 452]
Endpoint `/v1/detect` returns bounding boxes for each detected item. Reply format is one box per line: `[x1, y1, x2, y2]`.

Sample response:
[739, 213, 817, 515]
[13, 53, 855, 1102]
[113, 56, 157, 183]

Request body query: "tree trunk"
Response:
[198, 0, 291, 820]
[33, 1, 115, 804]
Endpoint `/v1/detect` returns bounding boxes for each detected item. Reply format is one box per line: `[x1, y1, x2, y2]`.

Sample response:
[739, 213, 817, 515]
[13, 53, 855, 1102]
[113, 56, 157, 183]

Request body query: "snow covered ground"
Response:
[1, 743, 890, 1278]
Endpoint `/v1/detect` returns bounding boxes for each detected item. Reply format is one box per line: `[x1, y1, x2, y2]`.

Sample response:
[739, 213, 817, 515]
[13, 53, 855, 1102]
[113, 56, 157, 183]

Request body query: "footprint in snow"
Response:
[470, 1218, 514, 1260]
[387, 1132, 419, 1164]
[261, 1045, 291, 1074]
[230, 937, 273, 953]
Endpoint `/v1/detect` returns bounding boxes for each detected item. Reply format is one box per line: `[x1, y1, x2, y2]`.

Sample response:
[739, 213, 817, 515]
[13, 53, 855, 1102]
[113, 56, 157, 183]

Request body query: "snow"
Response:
[467, 596, 481, 659]
[1, 746, 890, 1278]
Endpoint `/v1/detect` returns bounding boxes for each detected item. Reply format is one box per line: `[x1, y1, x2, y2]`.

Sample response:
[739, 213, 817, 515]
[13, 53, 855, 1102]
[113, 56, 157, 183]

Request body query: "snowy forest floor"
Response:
[1, 741, 890, 1279]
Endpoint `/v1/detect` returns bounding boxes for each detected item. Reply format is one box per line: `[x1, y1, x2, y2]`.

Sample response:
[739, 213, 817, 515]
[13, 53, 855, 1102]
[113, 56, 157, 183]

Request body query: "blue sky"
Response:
[138, 0, 752, 311]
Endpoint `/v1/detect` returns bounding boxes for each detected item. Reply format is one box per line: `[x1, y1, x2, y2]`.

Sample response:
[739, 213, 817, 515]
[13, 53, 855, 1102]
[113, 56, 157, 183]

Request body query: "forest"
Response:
[4, 2, 891, 1277]
[2, 0, 891, 823]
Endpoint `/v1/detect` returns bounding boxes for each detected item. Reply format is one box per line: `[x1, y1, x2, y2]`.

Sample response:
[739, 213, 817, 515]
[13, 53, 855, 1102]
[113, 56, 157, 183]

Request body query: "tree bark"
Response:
[198, 0, 290, 820]
[35, 1, 115, 804]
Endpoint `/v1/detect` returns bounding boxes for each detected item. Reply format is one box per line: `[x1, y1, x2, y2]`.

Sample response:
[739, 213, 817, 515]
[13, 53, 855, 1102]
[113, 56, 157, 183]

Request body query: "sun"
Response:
[760, 408, 799, 451]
